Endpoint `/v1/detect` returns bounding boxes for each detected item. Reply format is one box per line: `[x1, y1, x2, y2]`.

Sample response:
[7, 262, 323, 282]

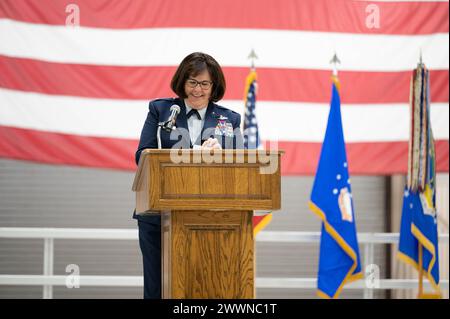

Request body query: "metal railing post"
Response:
[43, 238, 54, 299]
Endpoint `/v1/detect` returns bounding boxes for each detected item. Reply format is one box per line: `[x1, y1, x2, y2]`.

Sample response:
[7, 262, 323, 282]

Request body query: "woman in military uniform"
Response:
[134, 52, 243, 299]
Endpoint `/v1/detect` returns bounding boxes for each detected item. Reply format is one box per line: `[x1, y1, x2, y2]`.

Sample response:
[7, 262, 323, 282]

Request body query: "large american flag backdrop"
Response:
[0, 0, 448, 175]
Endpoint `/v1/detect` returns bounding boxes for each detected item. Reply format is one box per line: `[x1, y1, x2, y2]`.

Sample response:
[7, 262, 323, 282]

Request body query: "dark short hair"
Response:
[171, 52, 226, 102]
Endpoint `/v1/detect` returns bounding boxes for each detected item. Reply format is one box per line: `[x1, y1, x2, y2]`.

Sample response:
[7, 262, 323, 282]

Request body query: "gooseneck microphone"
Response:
[157, 104, 181, 149]
[162, 104, 181, 132]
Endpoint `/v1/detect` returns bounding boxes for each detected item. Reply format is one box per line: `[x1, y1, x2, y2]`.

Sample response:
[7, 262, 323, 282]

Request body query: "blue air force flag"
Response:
[309, 79, 362, 299]
[243, 70, 260, 149]
[398, 64, 440, 295]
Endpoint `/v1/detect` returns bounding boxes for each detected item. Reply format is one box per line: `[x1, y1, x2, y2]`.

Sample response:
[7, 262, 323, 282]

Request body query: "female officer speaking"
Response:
[133, 52, 243, 299]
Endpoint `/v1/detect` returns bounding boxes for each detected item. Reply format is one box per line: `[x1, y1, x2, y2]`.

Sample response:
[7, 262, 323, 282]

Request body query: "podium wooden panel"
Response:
[132, 149, 282, 299]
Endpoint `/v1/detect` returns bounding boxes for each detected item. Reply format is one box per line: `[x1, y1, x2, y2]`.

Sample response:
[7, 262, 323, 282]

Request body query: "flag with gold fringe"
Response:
[309, 76, 362, 299]
[398, 63, 441, 297]
[253, 213, 273, 237]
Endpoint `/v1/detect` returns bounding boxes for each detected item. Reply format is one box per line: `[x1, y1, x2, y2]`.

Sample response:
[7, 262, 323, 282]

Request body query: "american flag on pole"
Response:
[242, 64, 273, 234]
[243, 68, 260, 149]
[0, 0, 448, 175]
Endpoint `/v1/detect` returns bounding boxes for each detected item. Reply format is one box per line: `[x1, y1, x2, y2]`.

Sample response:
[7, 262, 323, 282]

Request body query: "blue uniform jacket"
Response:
[133, 97, 244, 225]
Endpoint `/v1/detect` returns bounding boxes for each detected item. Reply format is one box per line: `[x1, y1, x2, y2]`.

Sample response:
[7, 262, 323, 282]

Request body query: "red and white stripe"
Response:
[0, 0, 448, 174]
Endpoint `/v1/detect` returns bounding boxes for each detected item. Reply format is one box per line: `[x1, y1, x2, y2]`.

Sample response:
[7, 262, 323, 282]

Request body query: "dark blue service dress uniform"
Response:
[133, 97, 243, 299]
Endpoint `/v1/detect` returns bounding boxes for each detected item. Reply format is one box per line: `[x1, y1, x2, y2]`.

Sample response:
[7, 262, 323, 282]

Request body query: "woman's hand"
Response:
[201, 138, 222, 150]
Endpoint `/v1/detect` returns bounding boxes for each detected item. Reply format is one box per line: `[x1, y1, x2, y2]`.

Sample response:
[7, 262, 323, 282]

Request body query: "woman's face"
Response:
[184, 69, 212, 109]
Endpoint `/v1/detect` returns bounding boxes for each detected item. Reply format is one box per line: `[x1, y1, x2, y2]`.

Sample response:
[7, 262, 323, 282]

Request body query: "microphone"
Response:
[162, 104, 181, 132]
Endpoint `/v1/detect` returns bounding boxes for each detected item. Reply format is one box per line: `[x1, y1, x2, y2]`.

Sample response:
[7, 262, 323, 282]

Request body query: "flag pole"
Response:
[414, 52, 441, 299]
[418, 242, 424, 298]
[418, 49, 423, 67]
[416, 243, 441, 299]
[330, 52, 341, 77]
[330, 52, 341, 90]
[416, 52, 425, 299]
[248, 49, 258, 71]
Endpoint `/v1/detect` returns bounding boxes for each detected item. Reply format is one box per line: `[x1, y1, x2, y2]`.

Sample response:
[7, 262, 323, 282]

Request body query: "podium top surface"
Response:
[132, 149, 283, 212]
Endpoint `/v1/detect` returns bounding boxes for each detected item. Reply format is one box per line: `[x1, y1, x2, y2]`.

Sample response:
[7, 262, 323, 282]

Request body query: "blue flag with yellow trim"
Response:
[309, 78, 362, 299]
[398, 186, 440, 293]
[398, 64, 440, 296]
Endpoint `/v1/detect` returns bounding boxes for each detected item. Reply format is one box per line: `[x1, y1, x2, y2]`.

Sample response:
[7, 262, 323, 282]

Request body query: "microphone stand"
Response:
[157, 121, 177, 149]
[157, 124, 163, 149]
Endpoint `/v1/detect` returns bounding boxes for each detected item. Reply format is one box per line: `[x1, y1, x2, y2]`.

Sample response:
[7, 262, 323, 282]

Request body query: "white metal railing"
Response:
[0, 227, 448, 299]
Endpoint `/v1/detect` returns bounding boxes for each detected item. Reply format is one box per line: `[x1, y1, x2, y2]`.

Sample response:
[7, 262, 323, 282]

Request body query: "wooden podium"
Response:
[132, 149, 282, 299]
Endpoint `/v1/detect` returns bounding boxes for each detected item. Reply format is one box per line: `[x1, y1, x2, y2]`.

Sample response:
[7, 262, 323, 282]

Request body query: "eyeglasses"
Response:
[186, 78, 213, 90]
